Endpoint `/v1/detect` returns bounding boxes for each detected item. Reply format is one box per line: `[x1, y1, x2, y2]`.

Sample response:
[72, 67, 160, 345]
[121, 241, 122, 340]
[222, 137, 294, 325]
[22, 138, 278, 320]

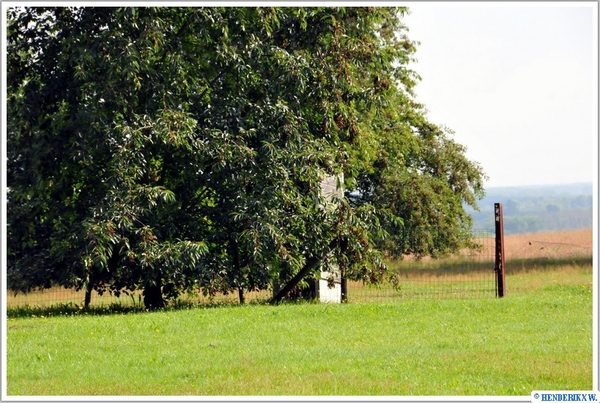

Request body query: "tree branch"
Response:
[270, 238, 339, 303]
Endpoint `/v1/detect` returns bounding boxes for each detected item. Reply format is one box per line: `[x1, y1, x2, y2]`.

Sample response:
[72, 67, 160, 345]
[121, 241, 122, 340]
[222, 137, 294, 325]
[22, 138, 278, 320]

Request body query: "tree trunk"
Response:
[271, 238, 339, 303]
[143, 276, 164, 310]
[230, 237, 245, 305]
[84, 269, 96, 309]
[341, 276, 348, 303]
[84, 284, 92, 309]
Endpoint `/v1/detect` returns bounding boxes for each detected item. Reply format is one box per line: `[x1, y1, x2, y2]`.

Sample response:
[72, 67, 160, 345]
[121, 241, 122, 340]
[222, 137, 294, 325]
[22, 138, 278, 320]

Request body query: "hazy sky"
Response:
[401, 2, 597, 188]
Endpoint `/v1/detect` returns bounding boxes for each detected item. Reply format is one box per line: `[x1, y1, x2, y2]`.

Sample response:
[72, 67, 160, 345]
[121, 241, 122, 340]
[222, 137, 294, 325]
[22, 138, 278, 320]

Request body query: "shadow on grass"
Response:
[5, 298, 274, 319]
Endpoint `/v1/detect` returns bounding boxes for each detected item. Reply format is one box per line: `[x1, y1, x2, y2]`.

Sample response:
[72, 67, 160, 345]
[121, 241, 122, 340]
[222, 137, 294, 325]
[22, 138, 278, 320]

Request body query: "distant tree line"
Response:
[468, 186, 592, 234]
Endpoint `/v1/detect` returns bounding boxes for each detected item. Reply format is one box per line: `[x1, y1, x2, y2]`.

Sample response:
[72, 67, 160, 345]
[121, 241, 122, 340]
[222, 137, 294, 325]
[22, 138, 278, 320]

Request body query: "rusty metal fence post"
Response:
[494, 203, 506, 297]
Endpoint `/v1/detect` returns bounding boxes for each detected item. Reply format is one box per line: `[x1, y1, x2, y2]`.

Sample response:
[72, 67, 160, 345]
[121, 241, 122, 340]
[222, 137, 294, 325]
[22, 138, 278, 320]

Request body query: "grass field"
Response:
[4, 229, 594, 396]
[5, 264, 593, 396]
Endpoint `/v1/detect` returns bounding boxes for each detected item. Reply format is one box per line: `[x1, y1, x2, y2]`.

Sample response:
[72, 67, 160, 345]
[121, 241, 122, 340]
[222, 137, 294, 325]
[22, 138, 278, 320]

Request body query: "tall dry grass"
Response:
[503, 228, 592, 259]
[390, 228, 593, 268]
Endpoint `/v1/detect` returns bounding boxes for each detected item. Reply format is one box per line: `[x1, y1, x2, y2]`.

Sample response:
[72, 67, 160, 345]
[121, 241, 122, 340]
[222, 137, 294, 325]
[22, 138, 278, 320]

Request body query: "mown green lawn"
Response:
[6, 265, 592, 396]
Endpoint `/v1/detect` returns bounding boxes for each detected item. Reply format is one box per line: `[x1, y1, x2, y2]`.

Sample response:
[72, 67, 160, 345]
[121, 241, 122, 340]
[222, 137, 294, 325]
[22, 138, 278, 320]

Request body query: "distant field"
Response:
[389, 228, 592, 266]
[503, 228, 592, 257]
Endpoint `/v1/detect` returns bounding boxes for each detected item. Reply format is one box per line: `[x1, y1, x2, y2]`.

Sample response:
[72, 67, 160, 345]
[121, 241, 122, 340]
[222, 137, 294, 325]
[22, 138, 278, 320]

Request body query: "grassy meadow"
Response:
[5, 229, 594, 396]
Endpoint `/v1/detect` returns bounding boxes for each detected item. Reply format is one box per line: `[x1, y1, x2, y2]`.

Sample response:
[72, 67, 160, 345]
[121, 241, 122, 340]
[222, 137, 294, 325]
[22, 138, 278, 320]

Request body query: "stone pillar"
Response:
[318, 174, 343, 303]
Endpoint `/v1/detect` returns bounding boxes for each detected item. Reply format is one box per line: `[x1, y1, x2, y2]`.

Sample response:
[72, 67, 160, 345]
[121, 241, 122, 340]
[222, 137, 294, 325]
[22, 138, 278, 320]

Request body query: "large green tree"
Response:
[7, 7, 486, 308]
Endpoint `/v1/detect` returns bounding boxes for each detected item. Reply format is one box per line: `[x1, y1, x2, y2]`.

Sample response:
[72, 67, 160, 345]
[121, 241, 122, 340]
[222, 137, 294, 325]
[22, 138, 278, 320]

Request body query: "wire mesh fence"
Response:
[5, 286, 273, 309]
[6, 229, 593, 308]
[499, 230, 593, 295]
[347, 230, 498, 302]
[10, 232, 497, 308]
[7, 287, 116, 309]
[346, 229, 593, 302]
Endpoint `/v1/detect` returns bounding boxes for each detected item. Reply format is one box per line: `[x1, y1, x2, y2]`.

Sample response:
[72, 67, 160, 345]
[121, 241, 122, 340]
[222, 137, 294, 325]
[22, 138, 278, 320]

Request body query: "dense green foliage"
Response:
[7, 7, 486, 308]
